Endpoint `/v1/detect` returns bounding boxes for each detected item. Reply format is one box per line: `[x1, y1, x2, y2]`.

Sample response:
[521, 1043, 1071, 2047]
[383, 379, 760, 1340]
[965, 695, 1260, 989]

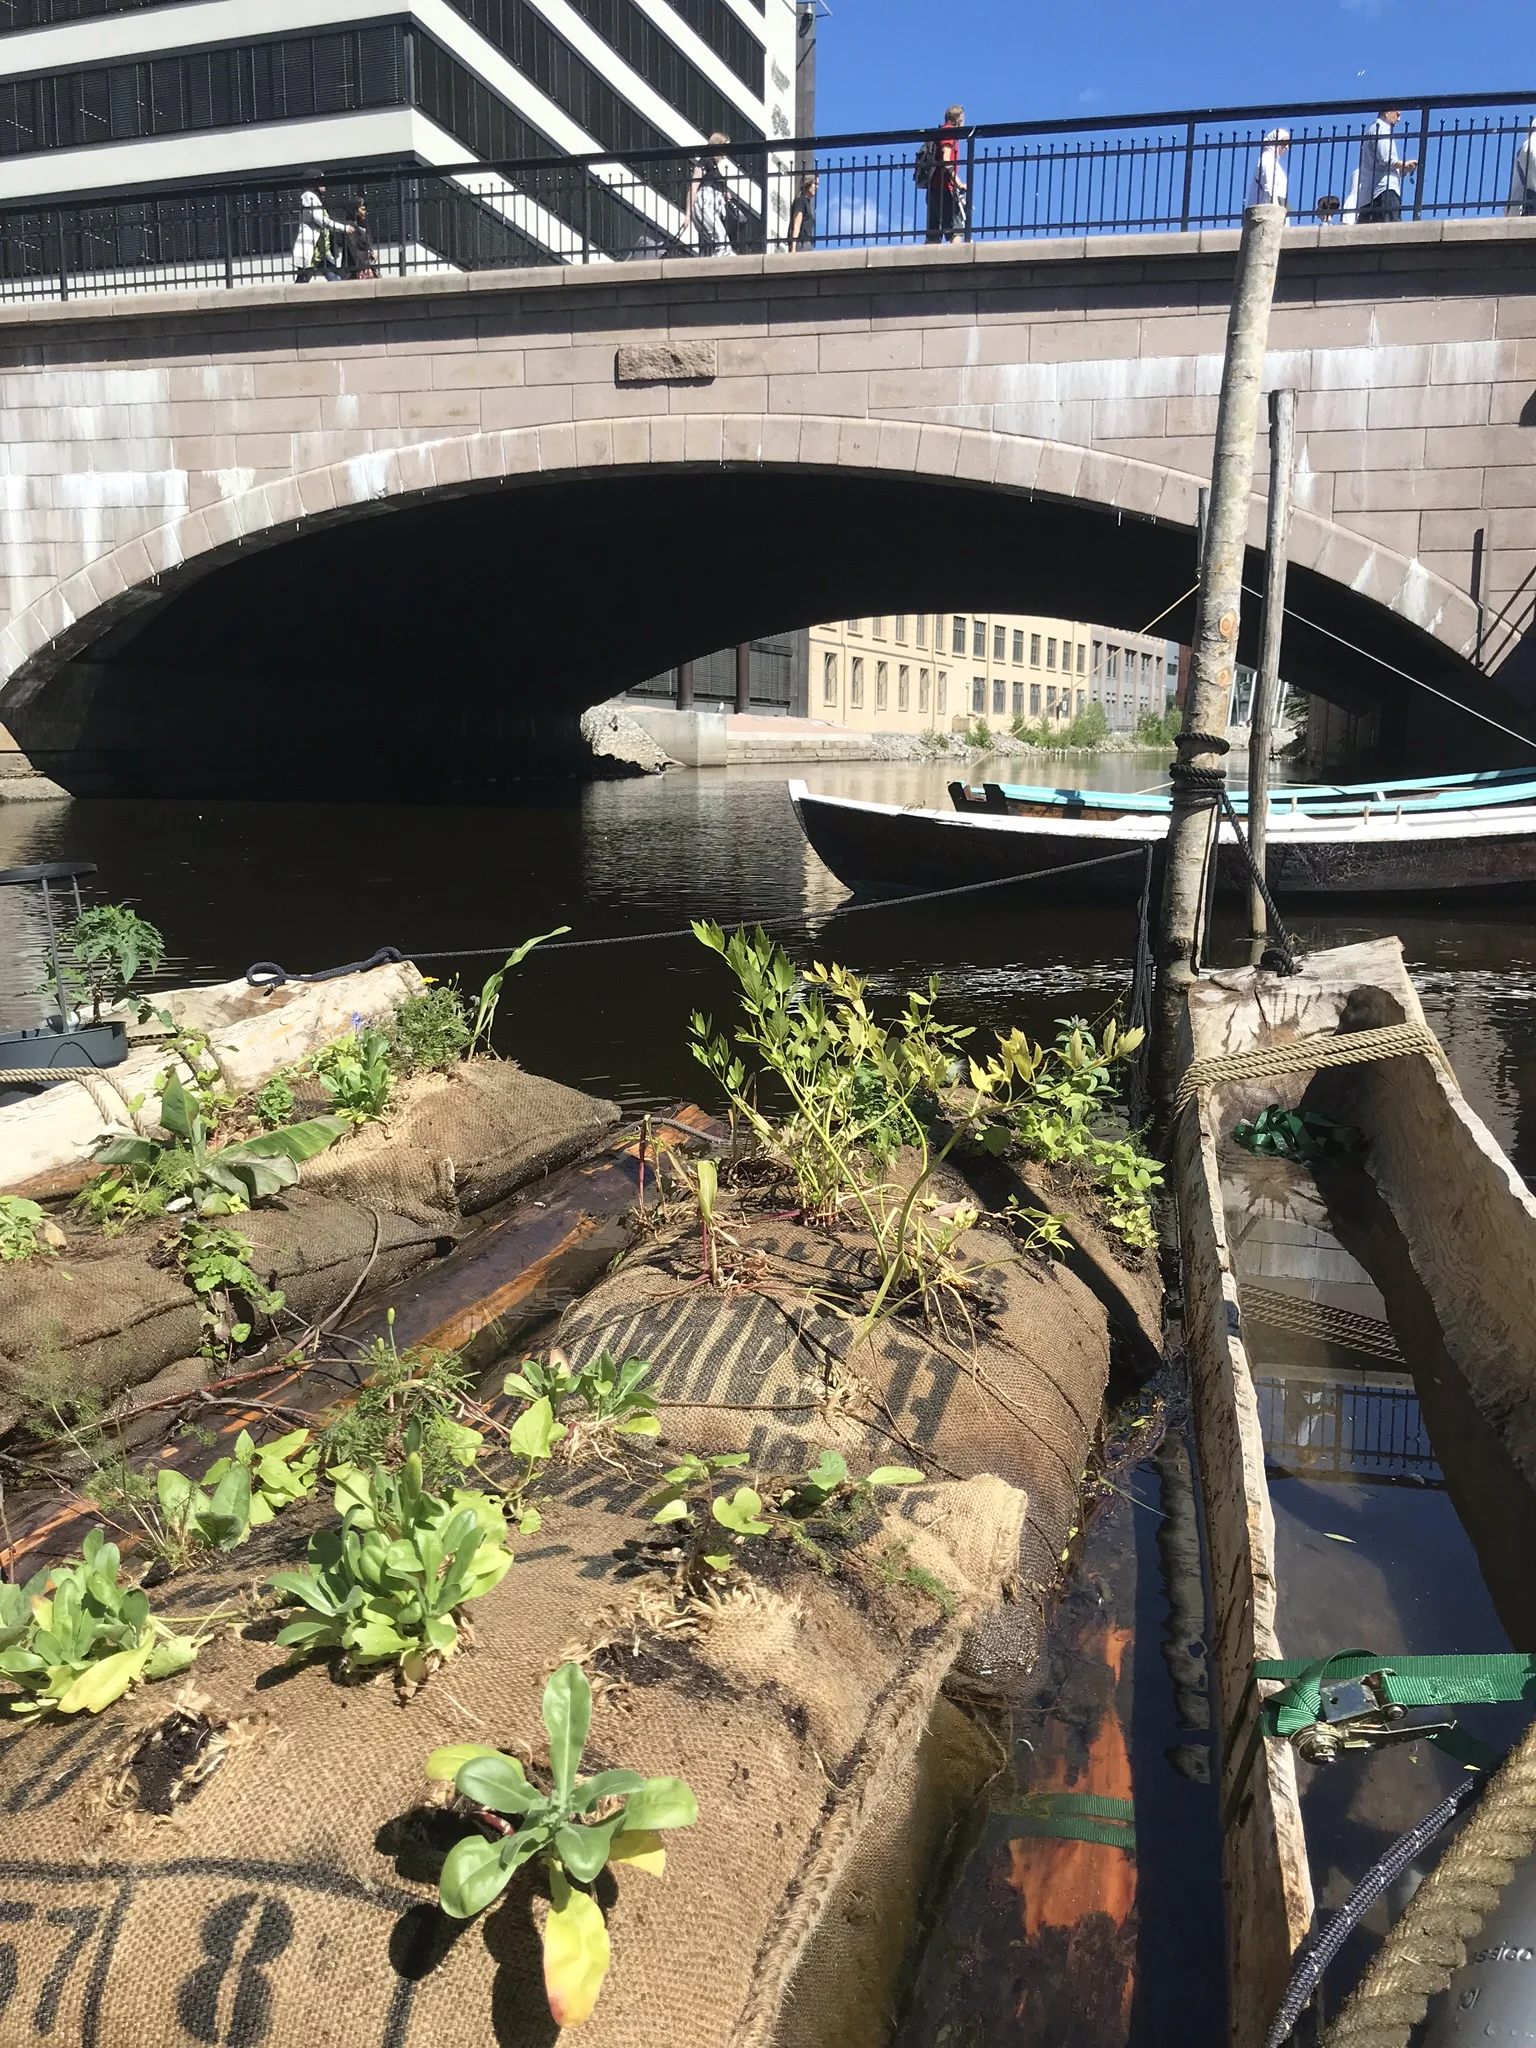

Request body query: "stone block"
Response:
[480, 385, 574, 431]
[953, 430, 1000, 484]
[1425, 424, 1531, 468]
[1340, 508, 1422, 554]
[574, 419, 614, 468]
[817, 328, 924, 373]
[1296, 388, 1368, 433]
[400, 392, 481, 430]
[431, 348, 525, 390]
[1478, 465, 1536, 509]
[610, 417, 653, 468]
[338, 354, 433, 394]
[717, 334, 817, 377]
[614, 339, 718, 384]
[767, 369, 870, 415]
[429, 440, 472, 491]
[1371, 297, 1497, 346]
[1028, 318, 1143, 364]
[668, 376, 766, 415]
[537, 421, 578, 474]
[468, 432, 510, 483]
[649, 415, 687, 466]
[682, 414, 724, 464]
[255, 359, 340, 398]
[1368, 382, 1488, 430]
[874, 418, 923, 472]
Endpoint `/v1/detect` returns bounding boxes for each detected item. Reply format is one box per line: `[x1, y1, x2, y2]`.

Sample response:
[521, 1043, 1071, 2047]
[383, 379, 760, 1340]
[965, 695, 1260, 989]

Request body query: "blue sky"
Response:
[814, 0, 1523, 134]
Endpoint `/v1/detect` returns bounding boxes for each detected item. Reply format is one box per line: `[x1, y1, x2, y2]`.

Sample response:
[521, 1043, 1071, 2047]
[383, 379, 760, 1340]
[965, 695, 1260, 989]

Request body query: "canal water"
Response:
[6, 752, 1536, 2043]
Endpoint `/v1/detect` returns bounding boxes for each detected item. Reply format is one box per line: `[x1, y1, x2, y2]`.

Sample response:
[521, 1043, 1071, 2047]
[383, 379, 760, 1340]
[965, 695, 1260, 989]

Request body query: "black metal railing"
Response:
[1255, 1373, 1443, 1484]
[2, 89, 1533, 304]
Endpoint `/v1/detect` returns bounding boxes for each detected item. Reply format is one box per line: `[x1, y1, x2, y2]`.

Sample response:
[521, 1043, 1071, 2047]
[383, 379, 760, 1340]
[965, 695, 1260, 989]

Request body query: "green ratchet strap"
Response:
[1257, 1650, 1536, 1768]
[992, 1790, 1137, 1851]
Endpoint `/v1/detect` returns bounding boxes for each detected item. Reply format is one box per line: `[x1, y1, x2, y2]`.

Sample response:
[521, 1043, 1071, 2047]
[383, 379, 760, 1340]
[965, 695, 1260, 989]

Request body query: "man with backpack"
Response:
[918, 106, 967, 244]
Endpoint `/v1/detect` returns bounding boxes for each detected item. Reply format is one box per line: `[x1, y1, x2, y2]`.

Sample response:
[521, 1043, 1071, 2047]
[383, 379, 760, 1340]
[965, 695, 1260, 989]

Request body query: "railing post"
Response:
[964, 128, 977, 242]
[1179, 118, 1197, 230]
[1412, 103, 1432, 220]
[397, 174, 408, 276]
[582, 174, 592, 263]
[222, 193, 234, 289]
[55, 208, 67, 302]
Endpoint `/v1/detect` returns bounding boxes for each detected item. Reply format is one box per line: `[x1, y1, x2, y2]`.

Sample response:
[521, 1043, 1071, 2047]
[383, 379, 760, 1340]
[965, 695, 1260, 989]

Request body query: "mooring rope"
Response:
[1322, 1717, 1536, 2048]
[0, 1064, 148, 1129]
[1173, 1022, 1452, 1116]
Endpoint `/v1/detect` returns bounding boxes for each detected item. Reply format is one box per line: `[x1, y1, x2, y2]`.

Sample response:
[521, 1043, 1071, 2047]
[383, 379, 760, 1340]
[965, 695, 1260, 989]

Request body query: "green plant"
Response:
[870, 1538, 957, 1617]
[317, 1315, 483, 1483]
[270, 1453, 514, 1681]
[689, 926, 1004, 1329]
[87, 1071, 346, 1222]
[387, 985, 472, 1073]
[314, 1027, 393, 1124]
[1133, 706, 1182, 747]
[644, 1450, 762, 1579]
[56, 904, 165, 1021]
[203, 1426, 321, 1523]
[176, 1219, 286, 1359]
[968, 719, 993, 750]
[1064, 701, 1109, 749]
[428, 1661, 697, 2026]
[503, 1350, 659, 1439]
[0, 1195, 64, 1262]
[972, 1017, 1162, 1252]
[0, 1527, 198, 1717]
[468, 928, 571, 1057]
[252, 1073, 296, 1129]
[154, 1459, 253, 1559]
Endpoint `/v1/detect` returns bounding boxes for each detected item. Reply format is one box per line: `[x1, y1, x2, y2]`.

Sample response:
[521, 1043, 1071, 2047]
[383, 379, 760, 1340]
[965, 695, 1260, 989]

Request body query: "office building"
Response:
[808, 612, 1177, 735]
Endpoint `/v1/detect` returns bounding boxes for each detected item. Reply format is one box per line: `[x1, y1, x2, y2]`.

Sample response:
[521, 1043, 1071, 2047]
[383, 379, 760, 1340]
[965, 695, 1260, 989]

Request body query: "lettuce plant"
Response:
[428, 1661, 696, 2027]
[269, 1454, 513, 1682]
[0, 1528, 197, 1717]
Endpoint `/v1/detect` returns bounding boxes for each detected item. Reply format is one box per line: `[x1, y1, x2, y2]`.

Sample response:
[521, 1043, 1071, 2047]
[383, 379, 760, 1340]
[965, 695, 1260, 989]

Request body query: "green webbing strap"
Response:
[1256, 1651, 1536, 1769]
[992, 1790, 1137, 1851]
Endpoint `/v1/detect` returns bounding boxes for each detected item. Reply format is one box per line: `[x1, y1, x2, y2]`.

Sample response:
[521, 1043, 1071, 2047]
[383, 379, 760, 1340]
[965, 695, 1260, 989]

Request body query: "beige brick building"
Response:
[808, 612, 1176, 734]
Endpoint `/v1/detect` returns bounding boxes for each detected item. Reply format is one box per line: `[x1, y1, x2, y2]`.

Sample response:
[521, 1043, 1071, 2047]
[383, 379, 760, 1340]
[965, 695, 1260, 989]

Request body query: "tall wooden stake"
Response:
[1152, 203, 1287, 1119]
[1248, 387, 1294, 950]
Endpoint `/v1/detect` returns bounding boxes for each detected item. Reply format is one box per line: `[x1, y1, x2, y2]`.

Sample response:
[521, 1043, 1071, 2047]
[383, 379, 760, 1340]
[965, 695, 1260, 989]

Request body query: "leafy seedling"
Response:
[428, 1660, 697, 2026]
[0, 1195, 65, 1262]
[0, 1528, 198, 1718]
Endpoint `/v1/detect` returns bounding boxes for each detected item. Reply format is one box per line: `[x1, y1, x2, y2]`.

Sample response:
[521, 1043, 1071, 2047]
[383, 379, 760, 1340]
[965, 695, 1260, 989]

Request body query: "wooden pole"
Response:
[1152, 203, 1287, 1119]
[1248, 387, 1295, 949]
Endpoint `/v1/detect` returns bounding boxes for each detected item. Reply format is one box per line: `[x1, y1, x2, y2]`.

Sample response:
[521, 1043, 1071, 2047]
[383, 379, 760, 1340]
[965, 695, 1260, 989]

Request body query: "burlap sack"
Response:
[0, 1473, 1024, 2048]
[303, 1066, 620, 1224]
[556, 1206, 1112, 1688]
[0, 1066, 620, 1434]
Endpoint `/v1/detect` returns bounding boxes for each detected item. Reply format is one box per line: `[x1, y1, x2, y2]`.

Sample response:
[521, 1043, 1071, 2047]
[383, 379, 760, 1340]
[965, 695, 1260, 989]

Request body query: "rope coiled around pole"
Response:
[1, 1064, 149, 1129]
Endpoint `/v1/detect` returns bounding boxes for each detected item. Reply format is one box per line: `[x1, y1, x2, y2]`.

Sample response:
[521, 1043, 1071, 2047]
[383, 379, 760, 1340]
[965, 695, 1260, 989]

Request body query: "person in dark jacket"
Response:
[788, 173, 818, 251]
[341, 201, 379, 280]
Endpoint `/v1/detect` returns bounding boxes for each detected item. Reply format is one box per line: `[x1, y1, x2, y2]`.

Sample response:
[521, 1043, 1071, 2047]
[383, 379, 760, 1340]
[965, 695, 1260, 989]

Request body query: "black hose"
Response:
[246, 947, 405, 989]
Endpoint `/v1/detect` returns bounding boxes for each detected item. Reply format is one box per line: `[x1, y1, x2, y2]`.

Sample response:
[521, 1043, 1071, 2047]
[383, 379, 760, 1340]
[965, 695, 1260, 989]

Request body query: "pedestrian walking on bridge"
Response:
[1350, 109, 1417, 223]
[1507, 117, 1536, 215]
[921, 106, 967, 244]
[1246, 128, 1290, 209]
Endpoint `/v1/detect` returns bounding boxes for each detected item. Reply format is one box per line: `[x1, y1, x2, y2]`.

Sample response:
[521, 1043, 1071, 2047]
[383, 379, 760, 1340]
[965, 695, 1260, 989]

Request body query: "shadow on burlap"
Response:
[0, 1065, 618, 1433]
[556, 1205, 1113, 1692]
[0, 1473, 1023, 2048]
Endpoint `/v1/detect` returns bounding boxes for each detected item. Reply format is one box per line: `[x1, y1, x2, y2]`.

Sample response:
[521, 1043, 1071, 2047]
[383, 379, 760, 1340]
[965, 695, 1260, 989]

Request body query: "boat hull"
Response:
[792, 785, 1536, 900]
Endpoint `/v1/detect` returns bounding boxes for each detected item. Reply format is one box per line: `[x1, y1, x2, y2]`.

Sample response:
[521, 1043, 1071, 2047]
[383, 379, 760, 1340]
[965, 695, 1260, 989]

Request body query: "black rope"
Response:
[1126, 844, 1155, 1131]
[245, 946, 405, 990]
[395, 845, 1152, 963]
[1218, 787, 1301, 974]
[1265, 1771, 1486, 2048]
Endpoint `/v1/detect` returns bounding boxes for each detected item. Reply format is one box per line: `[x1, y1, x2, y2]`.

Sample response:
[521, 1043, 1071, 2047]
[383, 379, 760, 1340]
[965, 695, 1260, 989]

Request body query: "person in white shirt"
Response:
[292, 184, 347, 283]
[1353, 110, 1417, 224]
[1246, 129, 1290, 209]
[1507, 118, 1536, 216]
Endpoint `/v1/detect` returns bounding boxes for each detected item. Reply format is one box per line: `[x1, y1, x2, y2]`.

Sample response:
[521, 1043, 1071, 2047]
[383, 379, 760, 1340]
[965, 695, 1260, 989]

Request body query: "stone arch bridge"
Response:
[1, 215, 1534, 794]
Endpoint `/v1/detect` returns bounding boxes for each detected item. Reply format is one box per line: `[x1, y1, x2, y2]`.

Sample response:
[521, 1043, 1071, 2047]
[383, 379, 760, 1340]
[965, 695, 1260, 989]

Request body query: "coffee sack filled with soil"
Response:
[555, 1181, 1112, 1690]
[0, 1067, 618, 1435]
[0, 1470, 1024, 2048]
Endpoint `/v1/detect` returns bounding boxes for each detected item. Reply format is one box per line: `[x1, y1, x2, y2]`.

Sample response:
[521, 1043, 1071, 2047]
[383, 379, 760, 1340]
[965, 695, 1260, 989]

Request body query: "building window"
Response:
[1076, 643, 1086, 675]
[895, 616, 907, 643]
[972, 619, 986, 659]
[971, 676, 985, 713]
[1012, 680, 1024, 718]
[847, 619, 861, 633]
[897, 664, 910, 711]
[937, 671, 948, 714]
[876, 661, 888, 709]
[1030, 683, 1041, 715]
[1046, 686, 1057, 714]
[822, 652, 837, 705]
[952, 616, 966, 655]
[1106, 647, 1119, 681]
[919, 667, 931, 712]
[915, 615, 928, 650]
[1142, 651, 1153, 681]
[872, 617, 885, 639]
[850, 656, 864, 707]
[1046, 638, 1057, 670]
[1013, 629, 1025, 664]
[1092, 638, 1103, 678]
[1076, 689, 1087, 715]
[1030, 634, 1041, 667]
[992, 678, 1005, 716]
[993, 624, 1006, 661]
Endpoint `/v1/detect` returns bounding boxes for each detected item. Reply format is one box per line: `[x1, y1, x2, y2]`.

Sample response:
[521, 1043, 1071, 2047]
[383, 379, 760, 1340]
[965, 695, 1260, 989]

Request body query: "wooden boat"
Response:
[951, 765, 1536, 822]
[789, 782, 1536, 900]
[1174, 937, 1536, 2047]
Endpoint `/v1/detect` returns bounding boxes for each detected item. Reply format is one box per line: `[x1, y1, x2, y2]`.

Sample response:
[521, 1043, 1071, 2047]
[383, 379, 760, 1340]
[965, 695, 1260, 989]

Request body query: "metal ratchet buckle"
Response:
[1292, 1674, 1458, 1765]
